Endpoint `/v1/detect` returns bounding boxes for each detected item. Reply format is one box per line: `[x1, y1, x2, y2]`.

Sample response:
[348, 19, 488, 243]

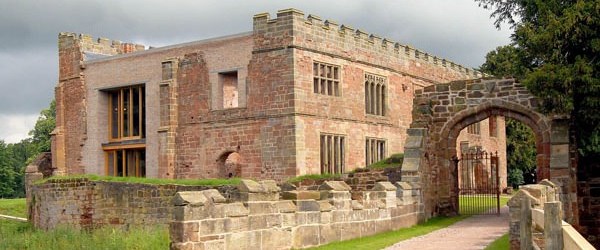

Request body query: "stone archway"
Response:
[401, 78, 577, 225]
[216, 151, 242, 178]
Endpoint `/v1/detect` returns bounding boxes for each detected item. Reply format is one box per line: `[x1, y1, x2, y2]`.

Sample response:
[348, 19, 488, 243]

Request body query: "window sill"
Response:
[102, 139, 146, 150]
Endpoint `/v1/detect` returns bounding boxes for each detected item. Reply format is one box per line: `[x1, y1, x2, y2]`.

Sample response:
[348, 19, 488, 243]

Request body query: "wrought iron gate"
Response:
[457, 151, 500, 215]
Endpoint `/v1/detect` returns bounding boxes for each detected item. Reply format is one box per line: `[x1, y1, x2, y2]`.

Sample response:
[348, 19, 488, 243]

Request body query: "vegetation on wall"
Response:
[0, 100, 55, 198]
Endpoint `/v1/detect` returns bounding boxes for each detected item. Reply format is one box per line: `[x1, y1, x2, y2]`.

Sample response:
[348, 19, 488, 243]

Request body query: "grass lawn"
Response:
[485, 233, 509, 250]
[460, 195, 511, 214]
[0, 198, 26, 218]
[0, 199, 168, 250]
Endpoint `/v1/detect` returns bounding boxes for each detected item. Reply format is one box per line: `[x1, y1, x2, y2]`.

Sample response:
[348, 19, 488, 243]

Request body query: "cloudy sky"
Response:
[0, 0, 511, 143]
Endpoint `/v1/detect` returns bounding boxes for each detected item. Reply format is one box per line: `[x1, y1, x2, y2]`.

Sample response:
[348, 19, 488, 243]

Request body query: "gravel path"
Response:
[385, 206, 509, 250]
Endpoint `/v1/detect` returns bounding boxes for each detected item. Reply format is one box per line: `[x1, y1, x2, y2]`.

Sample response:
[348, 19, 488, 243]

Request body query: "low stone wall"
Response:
[28, 177, 238, 230]
[508, 180, 595, 250]
[170, 179, 422, 249]
[289, 167, 402, 191]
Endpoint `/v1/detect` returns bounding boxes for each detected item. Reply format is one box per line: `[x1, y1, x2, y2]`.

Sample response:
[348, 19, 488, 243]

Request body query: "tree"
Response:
[0, 141, 17, 198]
[29, 100, 56, 153]
[479, 45, 529, 80]
[476, 0, 600, 161]
[0, 100, 55, 198]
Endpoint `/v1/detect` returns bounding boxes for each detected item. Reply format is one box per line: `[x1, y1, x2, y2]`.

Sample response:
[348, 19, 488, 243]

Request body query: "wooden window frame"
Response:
[104, 84, 146, 177]
[313, 61, 341, 96]
[104, 147, 146, 177]
[107, 85, 145, 142]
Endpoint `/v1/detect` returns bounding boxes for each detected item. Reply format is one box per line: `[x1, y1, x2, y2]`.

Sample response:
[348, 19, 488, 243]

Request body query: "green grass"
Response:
[459, 195, 510, 214]
[37, 174, 241, 186]
[287, 173, 341, 183]
[485, 233, 509, 250]
[0, 198, 26, 218]
[309, 215, 468, 250]
[367, 153, 404, 169]
[0, 222, 169, 250]
[0, 198, 168, 250]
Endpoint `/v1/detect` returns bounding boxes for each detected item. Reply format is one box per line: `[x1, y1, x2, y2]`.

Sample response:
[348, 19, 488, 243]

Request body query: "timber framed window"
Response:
[365, 73, 386, 116]
[320, 134, 345, 174]
[467, 122, 481, 135]
[108, 85, 145, 140]
[365, 138, 386, 166]
[313, 62, 340, 96]
[104, 84, 146, 177]
[105, 148, 146, 177]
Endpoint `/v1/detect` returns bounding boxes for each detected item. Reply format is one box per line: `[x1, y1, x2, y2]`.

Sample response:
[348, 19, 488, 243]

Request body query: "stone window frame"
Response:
[320, 133, 346, 174]
[210, 68, 247, 111]
[365, 137, 386, 166]
[364, 72, 387, 116]
[312, 61, 341, 96]
[467, 122, 481, 135]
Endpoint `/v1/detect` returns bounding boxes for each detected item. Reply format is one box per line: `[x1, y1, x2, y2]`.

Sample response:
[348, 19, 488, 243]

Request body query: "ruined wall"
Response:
[81, 33, 253, 178]
[170, 179, 422, 250]
[53, 33, 145, 175]
[28, 177, 238, 230]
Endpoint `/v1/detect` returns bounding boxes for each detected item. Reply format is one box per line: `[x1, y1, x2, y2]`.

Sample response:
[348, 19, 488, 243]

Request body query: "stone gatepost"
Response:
[25, 165, 44, 222]
[507, 182, 559, 250]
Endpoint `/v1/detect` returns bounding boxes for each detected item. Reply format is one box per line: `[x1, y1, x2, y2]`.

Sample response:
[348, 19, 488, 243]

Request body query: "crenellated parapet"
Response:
[58, 32, 145, 60]
[253, 9, 482, 81]
[170, 179, 422, 249]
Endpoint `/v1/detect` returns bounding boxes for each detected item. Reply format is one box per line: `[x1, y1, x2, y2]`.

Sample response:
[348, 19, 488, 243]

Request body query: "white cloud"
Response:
[0, 114, 38, 143]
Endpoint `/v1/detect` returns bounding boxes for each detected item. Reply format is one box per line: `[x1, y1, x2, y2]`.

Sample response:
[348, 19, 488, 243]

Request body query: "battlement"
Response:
[253, 9, 482, 79]
[58, 32, 146, 59]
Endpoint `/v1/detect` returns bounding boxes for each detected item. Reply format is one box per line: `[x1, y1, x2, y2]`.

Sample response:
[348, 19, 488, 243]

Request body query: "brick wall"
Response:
[170, 179, 422, 249]
[28, 177, 238, 230]
[54, 33, 145, 176]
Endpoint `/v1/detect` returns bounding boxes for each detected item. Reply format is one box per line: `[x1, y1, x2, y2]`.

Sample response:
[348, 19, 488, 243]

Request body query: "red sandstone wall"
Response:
[81, 34, 253, 178]
[54, 33, 145, 175]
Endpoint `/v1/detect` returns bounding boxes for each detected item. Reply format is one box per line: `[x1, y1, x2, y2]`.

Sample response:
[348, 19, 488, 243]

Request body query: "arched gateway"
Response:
[401, 77, 577, 225]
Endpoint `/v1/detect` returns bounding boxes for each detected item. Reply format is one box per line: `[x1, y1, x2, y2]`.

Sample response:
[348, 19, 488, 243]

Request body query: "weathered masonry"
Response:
[400, 77, 577, 225]
[51, 8, 503, 181]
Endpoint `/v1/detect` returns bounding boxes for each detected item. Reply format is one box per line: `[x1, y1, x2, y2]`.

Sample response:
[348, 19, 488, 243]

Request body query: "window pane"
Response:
[122, 88, 130, 137]
[107, 151, 115, 176]
[139, 150, 146, 177]
[116, 150, 124, 177]
[141, 86, 146, 137]
[126, 150, 136, 177]
[111, 92, 119, 139]
[132, 87, 140, 136]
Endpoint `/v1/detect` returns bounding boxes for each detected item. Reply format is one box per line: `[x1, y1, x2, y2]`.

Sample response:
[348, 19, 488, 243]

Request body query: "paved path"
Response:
[385, 206, 509, 250]
[0, 214, 27, 222]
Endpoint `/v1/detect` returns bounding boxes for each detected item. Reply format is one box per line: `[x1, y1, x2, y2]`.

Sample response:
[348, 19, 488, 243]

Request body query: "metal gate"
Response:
[457, 151, 500, 215]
